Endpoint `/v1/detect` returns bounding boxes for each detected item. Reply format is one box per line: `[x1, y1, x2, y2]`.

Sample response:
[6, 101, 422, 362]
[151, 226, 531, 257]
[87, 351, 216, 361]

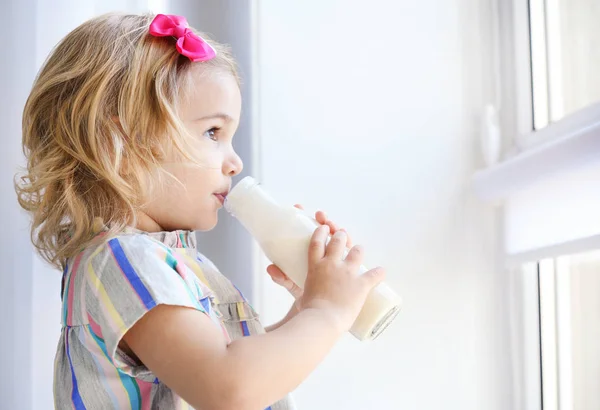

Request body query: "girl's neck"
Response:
[135, 211, 164, 233]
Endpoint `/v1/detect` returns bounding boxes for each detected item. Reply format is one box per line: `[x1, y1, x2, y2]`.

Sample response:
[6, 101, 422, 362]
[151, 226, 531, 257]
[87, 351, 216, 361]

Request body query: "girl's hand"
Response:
[265, 205, 352, 325]
[300, 225, 385, 332]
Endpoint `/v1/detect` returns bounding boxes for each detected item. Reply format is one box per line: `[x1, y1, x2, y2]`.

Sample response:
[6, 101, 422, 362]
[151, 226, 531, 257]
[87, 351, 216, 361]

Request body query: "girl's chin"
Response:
[192, 213, 219, 232]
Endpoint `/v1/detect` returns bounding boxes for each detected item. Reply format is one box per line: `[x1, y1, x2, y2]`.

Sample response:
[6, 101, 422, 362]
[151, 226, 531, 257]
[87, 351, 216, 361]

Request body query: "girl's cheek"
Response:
[196, 146, 224, 169]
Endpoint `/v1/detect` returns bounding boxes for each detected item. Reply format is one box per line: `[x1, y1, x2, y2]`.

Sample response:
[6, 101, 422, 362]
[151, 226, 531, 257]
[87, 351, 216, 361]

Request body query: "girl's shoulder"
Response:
[63, 231, 214, 324]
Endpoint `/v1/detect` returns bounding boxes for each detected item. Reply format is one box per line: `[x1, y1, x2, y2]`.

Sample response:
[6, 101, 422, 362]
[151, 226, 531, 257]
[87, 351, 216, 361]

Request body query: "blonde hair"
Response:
[16, 12, 239, 269]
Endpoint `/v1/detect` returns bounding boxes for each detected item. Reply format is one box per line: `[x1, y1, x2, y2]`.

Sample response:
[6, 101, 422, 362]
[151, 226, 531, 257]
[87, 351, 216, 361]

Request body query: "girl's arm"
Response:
[124, 227, 384, 410]
[126, 303, 343, 410]
[264, 302, 299, 333]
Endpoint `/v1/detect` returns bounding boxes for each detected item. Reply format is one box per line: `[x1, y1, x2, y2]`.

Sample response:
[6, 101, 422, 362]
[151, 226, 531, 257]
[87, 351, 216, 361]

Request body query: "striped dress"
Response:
[54, 229, 295, 409]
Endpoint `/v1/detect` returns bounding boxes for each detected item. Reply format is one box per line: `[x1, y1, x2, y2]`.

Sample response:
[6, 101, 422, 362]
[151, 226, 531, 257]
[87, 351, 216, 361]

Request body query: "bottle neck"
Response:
[225, 177, 289, 242]
[226, 176, 320, 243]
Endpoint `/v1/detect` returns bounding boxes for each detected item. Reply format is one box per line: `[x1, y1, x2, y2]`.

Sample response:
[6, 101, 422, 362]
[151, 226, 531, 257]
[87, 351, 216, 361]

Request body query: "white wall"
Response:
[30, 4, 91, 407]
[1, 0, 513, 408]
[255, 1, 512, 408]
[0, 1, 37, 408]
[2, 1, 149, 409]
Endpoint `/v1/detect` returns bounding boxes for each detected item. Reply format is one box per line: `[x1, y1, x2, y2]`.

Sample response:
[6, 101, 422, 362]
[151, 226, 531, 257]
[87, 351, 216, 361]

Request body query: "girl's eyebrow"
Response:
[194, 113, 234, 122]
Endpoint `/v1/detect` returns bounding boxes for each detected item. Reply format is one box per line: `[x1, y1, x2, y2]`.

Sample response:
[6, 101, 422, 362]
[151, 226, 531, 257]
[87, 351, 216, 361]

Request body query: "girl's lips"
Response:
[213, 193, 227, 205]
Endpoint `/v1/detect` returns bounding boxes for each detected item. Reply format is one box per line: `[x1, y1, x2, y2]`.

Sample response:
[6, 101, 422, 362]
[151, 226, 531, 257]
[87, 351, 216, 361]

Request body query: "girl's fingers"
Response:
[315, 210, 327, 225]
[266, 264, 303, 299]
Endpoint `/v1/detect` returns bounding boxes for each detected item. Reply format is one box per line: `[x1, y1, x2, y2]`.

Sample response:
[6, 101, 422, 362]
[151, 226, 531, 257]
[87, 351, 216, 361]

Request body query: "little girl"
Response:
[17, 13, 385, 410]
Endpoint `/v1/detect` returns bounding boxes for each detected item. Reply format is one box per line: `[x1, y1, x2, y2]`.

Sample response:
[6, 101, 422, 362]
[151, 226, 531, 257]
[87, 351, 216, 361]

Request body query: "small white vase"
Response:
[481, 104, 501, 167]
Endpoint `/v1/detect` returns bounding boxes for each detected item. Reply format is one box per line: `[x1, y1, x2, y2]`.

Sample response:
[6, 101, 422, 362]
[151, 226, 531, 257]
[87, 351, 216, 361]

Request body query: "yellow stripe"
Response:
[178, 252, 220, 304]
[237, 302, 247, 319]
[180, 252, 208, 283]
[84, 244, 136, 402]
[83, 324, 130, 402]
[87, 258, 127, 333]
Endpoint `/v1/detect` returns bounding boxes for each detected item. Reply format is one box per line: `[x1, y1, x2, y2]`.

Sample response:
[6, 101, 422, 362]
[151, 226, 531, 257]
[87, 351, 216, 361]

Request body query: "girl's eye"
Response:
[204, 127, 220, 141]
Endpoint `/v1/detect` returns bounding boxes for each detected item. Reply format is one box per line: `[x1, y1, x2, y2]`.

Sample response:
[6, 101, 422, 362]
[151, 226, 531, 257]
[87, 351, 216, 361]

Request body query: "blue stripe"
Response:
[87, 325, 141, 409]
[65, 334, 87, 410]
[85, 325, 114, 365]
[233, 284, 258, 311]
[241, 320, 250, 337]
[77, 327, 120, 408]
[108, 239, 156, 310]
[200, 297, 211, 313]
[233, 284, 246, 298]
[62, 282, 70, 324]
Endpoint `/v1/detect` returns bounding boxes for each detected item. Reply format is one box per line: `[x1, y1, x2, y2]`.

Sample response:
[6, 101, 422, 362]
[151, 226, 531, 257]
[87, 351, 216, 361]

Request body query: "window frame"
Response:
[472, 0, 600, 202]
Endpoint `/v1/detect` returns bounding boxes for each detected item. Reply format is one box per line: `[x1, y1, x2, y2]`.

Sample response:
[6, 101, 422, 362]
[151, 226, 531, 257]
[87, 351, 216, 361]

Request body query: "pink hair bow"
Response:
[149, 14, 216, 62]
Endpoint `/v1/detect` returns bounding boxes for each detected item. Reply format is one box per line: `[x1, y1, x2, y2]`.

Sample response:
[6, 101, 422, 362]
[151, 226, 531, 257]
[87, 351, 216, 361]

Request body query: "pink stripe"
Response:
[67, 253, 84, 326]
[222, 324, 231, 344]
[91, 285, 121, 337]
[138, 380, 153, 410]
[84, 260, 122, 338]
[78, 326, 127, 407]
[87, 313, 103, 339]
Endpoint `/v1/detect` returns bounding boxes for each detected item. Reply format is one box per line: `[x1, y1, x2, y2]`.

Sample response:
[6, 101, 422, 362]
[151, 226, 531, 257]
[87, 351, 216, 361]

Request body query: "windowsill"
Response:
[472, 110, 600, 202]
[506, 233, 600, 268]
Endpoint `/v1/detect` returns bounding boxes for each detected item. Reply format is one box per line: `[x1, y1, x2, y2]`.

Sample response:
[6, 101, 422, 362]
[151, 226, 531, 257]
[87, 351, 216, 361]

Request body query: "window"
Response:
[503, 0, 600, 152]
[529, 0, 600, 130]
[482, 2, 600, 409]
[536, 251, 600, 410]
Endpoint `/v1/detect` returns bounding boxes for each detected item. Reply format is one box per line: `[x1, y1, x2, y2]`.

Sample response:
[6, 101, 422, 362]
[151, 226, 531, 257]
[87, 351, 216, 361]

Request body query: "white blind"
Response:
[505, 159, 600, 256]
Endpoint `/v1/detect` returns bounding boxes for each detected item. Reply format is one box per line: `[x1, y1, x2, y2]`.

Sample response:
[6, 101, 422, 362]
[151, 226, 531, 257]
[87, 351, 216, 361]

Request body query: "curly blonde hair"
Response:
[16, 13, 239, 269]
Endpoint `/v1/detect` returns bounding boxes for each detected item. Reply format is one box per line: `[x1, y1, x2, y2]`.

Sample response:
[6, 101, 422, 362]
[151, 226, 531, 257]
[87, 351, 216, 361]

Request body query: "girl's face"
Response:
[139, 69, 243, 232]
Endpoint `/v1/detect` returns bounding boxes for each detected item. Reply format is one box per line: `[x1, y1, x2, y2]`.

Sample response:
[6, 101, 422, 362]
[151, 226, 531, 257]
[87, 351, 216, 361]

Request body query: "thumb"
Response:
[266, 264, 286, 282]
[361, 266, 386, 289]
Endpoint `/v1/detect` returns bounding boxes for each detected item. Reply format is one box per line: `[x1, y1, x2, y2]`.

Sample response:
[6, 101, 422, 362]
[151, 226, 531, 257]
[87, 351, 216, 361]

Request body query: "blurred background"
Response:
[1, 0, 599, 409]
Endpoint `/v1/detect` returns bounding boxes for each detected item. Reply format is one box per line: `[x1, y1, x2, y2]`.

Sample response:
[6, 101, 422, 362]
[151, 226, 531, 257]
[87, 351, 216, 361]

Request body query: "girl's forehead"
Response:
[179, 70, 241, 121]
